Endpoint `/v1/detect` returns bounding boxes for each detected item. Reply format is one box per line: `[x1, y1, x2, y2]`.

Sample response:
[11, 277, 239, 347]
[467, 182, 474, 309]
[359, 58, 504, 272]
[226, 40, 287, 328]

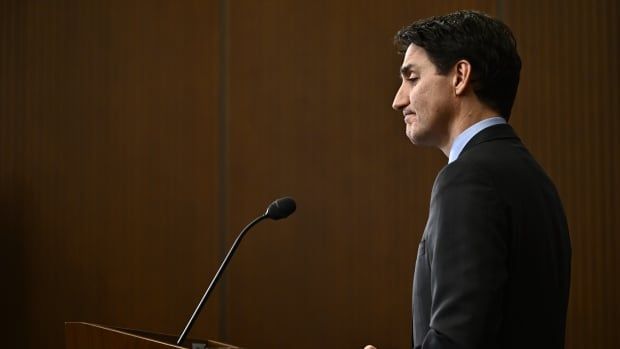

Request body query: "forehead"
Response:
[401, 44, 433, 71]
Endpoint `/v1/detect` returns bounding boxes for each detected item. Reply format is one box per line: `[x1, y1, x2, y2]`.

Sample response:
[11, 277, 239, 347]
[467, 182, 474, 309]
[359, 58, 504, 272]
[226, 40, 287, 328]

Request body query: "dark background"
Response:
[1, 1, 618, 348]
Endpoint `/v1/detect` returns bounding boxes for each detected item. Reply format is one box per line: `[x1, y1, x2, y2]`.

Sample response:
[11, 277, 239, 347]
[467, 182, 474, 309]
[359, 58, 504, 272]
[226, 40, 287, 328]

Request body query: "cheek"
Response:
[410, 88, 429, 114]
[413, 81, 450, 116]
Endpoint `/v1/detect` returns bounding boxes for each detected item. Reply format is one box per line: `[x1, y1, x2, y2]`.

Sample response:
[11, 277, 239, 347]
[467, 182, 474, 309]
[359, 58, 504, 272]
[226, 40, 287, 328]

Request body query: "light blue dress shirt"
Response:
[448, 116, 506, 163]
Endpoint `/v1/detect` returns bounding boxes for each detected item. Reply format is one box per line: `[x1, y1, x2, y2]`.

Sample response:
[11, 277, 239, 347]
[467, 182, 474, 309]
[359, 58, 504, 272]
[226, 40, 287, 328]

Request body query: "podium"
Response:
[65, 322, 239, 349]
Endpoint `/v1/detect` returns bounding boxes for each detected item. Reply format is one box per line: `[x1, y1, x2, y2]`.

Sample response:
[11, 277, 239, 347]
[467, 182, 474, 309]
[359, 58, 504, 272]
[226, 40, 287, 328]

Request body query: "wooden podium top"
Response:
[65, 322, 239, 349]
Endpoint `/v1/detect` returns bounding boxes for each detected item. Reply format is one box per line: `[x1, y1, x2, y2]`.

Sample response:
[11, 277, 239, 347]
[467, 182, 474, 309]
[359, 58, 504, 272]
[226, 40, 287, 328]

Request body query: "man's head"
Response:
[392, 10, 521, 149]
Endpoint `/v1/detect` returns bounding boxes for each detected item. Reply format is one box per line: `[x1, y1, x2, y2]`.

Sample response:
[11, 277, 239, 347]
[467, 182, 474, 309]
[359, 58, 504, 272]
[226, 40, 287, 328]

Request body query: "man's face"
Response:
[392, 44, 456, 148]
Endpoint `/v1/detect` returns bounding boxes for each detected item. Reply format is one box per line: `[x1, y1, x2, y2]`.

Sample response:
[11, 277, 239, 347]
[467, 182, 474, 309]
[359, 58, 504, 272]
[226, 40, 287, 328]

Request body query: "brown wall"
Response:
[1, 1, 223, 347]
[1, 1, 618, 349]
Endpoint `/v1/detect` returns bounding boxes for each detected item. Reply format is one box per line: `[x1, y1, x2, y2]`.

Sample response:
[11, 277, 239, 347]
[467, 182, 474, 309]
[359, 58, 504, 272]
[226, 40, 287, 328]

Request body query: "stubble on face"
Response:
[393, 45, 456, 151]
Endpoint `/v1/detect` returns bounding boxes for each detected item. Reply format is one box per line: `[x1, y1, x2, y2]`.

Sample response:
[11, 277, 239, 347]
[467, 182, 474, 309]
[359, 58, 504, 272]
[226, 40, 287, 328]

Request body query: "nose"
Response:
[392, 83, 408, 111]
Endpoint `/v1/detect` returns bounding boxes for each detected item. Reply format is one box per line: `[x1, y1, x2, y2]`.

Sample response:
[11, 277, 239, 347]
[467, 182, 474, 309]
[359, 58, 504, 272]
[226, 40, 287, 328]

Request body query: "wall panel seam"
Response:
[218, 0, 230, 342]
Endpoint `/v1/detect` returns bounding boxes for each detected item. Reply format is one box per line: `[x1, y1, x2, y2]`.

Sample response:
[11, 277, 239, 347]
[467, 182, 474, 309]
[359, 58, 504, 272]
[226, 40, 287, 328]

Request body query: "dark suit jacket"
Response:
[412, 124, 571, 349]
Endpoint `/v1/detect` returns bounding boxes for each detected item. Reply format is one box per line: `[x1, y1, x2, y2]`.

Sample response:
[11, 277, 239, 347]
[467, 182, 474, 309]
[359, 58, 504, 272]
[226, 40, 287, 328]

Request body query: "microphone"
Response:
[176, 197, 296, 346]
[265, 196, 296, 220]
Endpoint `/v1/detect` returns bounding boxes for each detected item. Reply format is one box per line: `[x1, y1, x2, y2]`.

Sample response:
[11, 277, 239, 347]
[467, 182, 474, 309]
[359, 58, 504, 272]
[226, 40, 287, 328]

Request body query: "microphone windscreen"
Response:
[265, 197, 296, 220]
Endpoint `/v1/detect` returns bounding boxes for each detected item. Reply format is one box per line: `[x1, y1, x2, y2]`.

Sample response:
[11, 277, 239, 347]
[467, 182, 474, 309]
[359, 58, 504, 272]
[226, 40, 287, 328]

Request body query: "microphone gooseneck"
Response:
[176, 197, 296, 346]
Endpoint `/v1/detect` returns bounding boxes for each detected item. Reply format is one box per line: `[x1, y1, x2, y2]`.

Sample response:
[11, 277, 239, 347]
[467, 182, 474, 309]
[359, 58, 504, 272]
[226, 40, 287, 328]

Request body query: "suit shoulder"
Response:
[436, 155, 490, 185]
[432, 158, 494, 200]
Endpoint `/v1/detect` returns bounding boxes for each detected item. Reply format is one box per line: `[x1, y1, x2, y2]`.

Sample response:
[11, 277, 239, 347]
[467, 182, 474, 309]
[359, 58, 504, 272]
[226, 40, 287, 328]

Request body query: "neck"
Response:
[438, 103, 500, 157]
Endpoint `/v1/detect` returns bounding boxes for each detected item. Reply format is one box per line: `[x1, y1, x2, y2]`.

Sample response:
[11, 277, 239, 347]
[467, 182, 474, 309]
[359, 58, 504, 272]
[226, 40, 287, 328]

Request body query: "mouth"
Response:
[403, 112, 416, 124]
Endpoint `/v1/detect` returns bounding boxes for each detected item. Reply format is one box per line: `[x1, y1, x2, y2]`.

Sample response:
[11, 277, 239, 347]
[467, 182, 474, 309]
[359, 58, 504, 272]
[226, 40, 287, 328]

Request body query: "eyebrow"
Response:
[400, 64, 418, 77]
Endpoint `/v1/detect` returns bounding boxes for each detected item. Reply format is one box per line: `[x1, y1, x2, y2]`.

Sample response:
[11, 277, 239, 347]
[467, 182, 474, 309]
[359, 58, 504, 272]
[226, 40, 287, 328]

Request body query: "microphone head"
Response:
[265, 197, 296, 220]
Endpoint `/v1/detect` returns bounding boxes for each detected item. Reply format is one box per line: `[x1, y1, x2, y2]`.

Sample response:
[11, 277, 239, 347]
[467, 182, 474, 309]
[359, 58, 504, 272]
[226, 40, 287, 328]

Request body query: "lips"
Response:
[404, 113, 416, 124]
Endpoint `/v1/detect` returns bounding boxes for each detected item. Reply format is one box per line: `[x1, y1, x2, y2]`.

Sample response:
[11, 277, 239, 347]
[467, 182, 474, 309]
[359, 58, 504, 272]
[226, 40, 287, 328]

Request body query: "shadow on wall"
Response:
[1, 177, 29, 348]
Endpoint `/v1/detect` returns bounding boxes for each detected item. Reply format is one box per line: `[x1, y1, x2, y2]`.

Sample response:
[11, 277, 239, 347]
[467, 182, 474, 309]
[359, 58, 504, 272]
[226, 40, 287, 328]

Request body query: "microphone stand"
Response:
[176, 213, 268, 345]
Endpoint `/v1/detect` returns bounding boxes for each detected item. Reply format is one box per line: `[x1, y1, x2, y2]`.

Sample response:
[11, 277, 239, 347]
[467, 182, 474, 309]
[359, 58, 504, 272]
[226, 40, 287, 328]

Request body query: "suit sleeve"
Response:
[421, 162, 509, 349]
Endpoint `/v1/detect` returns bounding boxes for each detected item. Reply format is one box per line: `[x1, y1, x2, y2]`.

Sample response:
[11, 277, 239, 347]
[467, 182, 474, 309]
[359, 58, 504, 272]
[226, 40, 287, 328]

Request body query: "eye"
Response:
[408, 76, 419, 84]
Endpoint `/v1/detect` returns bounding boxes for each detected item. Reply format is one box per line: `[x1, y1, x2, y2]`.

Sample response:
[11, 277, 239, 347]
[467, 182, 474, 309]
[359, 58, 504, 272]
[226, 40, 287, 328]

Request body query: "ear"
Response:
[452, 60, 472, 96]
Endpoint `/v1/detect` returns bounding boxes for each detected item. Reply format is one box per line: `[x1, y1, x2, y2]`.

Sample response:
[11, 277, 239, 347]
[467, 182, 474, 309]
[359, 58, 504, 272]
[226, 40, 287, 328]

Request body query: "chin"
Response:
[406, 126, 421, 143]
[406, 133, 422, 145]
[407, 129, 433, 147]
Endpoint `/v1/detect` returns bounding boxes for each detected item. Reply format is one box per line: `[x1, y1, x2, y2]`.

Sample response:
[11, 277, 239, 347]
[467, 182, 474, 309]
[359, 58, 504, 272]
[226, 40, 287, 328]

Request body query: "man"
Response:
[367, 10, 571, 349]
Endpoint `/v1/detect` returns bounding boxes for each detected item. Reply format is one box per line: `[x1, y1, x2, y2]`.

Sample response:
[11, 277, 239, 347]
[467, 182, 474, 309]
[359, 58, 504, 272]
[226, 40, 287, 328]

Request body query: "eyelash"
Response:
[398, 75, 419, 83]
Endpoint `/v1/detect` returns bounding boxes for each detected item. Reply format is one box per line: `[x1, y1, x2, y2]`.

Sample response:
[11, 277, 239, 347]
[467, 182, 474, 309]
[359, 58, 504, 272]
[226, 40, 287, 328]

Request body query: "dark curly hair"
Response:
[395, 10, 521, 120]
